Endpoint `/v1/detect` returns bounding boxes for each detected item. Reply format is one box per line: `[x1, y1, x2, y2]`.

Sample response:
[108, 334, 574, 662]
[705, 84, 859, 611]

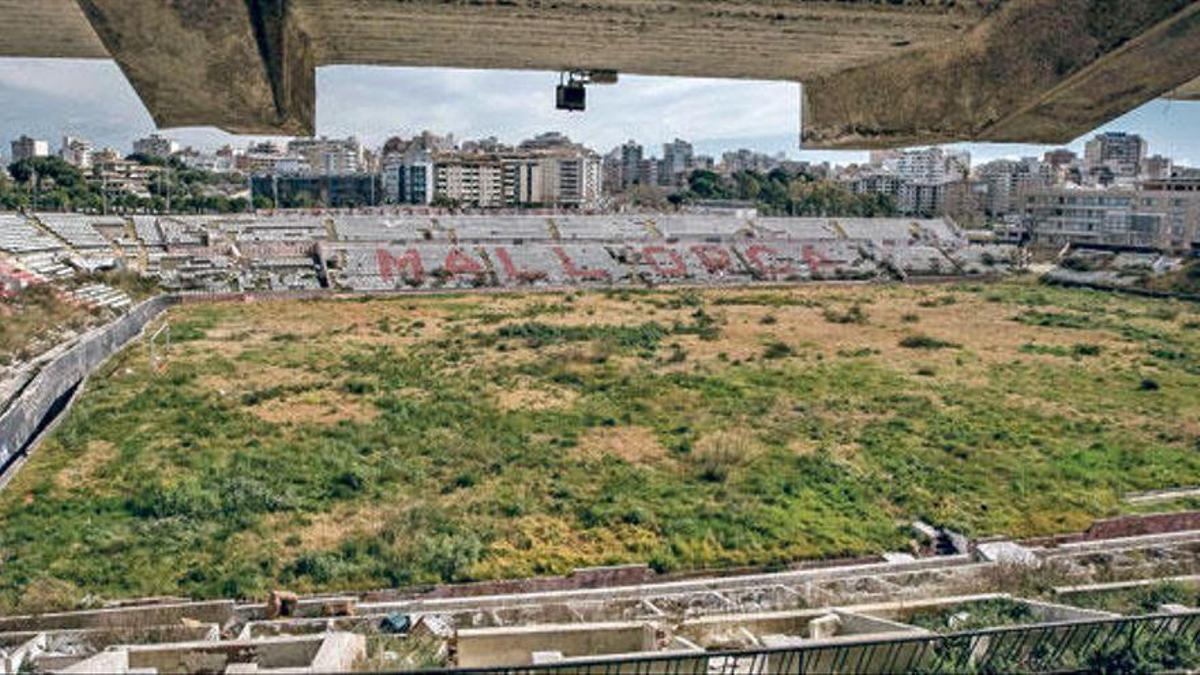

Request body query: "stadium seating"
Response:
[653, 215, 753, 240]
[34, 214, 112, 250]
[132, 216, 167, 248]
[0, 215, 64, 255]
[333, 215, 430, 242]
[443, 216, 552, 242]
[2, 211, 1014, 293]
[71, 283, 133, 310]
[555, 216, 654, 241]
[157, 218, 205, 246]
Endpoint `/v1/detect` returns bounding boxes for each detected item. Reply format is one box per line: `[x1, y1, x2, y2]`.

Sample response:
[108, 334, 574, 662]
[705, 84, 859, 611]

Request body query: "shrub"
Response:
[9, 577, 82, 614]
[1020, 343, 1102, 359]
[415, 533, 483, 583]
[1061, 255, 1101, 272]
[917, 295, 957, 308]
[331, 469, 368, 498]
[760, 314, 778, 325]
[837, 347, 878, 358]
[342, 379, 375, 395]
[1133, 582, 1191, 613]
[1139, 378, 1160, 391]
[1016, 311, 1093, 329]
[496, 321, 667, 352]
[823, 304, 868, 325]
[664, 343, 687, 364]
[899, 334, 958, 350]
[901, 313, 920, 323]
[290, 551, 341, 584]
[762, 341, 794, 359]
[691, 431, 758, 482]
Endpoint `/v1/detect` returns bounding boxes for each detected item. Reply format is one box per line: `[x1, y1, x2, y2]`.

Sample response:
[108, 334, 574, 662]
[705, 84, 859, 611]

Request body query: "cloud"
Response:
[0, 58, 1197, 167]
[313, 66, 801, 155]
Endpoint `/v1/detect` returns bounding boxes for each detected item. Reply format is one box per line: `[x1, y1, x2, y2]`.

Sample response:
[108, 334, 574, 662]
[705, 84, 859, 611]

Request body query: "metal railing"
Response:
[445, 611, 1200, 674]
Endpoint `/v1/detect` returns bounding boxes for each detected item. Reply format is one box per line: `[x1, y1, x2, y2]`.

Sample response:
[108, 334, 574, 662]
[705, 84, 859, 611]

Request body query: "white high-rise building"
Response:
[287, 136, 364, 175]
[58, 136, 93, 169]
[505, 151, 602, 209]
[435, 155, 506, 207]
[897, 148, 948, 183]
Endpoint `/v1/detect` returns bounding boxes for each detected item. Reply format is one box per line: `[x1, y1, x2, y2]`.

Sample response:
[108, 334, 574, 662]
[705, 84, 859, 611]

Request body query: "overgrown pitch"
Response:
[1, 279, 1199, 609]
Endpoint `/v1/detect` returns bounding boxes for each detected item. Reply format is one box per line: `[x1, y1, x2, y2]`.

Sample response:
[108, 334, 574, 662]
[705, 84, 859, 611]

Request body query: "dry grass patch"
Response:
[690, 430, 765, 482]
[574, 425, 668, 466]
[494, 379, 578, 412]
[198, 363, 323, 396]
[250, 389, 377, 426]
[475, 515, 660, 579]
[53, 440, 118, 491]
[274, 503, 395, 551]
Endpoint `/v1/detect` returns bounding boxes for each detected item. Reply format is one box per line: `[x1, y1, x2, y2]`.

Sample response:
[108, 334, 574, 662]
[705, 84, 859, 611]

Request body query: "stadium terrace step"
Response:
[33, 214, 113, 250]
[70, 283, 133, 310]
[0, 215, 65, 256]
[5, 211, 1021, 295]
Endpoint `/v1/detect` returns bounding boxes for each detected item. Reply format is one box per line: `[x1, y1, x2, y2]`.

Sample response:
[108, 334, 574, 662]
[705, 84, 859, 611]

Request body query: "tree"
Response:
[430, 194, 460, 209]
[629, 184, 669, 210]
[687, 170, 728, 200]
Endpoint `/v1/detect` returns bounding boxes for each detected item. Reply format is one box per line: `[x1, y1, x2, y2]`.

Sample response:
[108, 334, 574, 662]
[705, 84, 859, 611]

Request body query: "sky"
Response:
[1, 57, 1199, 167]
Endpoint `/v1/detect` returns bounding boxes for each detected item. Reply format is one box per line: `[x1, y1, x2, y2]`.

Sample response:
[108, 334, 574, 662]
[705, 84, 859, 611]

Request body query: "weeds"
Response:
[762, 341, 795, 359]
[899, 334, 959, 350]
[822, 304, 869, 325]
[3, 280, 1200, 602]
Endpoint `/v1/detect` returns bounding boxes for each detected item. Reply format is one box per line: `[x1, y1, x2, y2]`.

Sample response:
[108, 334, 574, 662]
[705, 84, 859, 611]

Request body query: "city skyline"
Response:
[3, 58, 1200, 166]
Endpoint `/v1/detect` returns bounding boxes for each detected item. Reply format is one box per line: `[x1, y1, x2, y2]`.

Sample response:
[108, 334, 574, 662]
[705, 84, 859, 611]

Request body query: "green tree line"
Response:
[2, 156, 249, 214]
[673, 168, 897, 217]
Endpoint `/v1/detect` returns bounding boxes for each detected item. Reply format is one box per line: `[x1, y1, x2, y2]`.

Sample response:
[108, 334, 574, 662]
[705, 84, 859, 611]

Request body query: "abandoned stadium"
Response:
[3, 212, 1200, 672]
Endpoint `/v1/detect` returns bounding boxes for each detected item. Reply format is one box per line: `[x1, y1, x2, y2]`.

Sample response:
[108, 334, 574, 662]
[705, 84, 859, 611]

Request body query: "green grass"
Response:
[1, 280, 1199, 606]
[1019, 343, 1103, 359]
[905, 598, 1037, 633]
[1063, 582, 1198, 615]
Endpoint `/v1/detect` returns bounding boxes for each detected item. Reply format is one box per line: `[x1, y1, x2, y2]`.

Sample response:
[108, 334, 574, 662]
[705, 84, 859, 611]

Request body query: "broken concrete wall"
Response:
[456, 621, 656, 668]
[0, 295, 176, 478]
[0, 600, 233, 633]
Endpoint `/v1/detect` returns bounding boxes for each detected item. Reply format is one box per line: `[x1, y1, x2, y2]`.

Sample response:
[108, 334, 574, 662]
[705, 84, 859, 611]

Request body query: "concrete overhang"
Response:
[0, 0, 1197, 148]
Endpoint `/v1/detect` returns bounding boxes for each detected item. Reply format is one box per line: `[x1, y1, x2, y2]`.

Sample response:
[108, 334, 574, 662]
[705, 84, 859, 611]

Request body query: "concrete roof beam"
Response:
[801, 0, 1200, 149]
[74, 0, 315, 135]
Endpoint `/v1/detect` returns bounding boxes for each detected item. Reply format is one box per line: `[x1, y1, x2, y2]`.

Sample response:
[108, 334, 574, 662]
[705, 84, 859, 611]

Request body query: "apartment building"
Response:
[1084, 132, 1146, 180]
[91, 153, 165, 198]
[976, 158, 1055, 216]
[132, 133, 179, 159]
[382, 149, 434, 205]
[1140, 177, 1200, 251]
[507, 152, 602, 208]
[1022, 179, 1200, 252]
[287, 137, 364, 175]
[432, 144, 602, 209]
[10, 135, 49, 163]
[435, 155, 506, 207]
[58, 136, 93, 169]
